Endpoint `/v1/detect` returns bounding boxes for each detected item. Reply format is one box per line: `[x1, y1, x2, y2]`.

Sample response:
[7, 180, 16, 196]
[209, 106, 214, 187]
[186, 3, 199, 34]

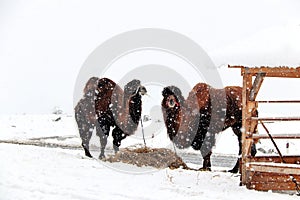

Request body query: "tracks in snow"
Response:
[0, 135, 81, 150]
[0, 136, 238, 169]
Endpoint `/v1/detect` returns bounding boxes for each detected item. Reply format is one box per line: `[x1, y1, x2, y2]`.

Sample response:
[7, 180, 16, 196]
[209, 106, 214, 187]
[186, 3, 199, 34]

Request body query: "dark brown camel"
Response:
[75, 77, 147, 159]
[161, 83, 257, 173]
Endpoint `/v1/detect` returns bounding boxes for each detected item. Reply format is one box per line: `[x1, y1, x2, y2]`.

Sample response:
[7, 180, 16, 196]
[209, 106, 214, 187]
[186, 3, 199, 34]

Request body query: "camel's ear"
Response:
[162, 86, 176, 97]
[162, 87, 170, 97]
[162, 86, 184, 104]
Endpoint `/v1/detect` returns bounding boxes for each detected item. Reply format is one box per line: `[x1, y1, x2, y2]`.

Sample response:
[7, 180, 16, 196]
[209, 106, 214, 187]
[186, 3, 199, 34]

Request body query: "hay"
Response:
[104, 146, 190, 170]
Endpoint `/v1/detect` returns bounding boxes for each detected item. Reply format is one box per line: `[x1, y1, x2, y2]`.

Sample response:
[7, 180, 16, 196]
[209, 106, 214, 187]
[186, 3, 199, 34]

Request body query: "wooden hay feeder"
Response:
[230, 65, 300, 193]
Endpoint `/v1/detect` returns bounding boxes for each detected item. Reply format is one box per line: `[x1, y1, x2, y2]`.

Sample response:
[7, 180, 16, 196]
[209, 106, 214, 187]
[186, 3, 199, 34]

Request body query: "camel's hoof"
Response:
[199, 167, 211, 171]
[83, 149, 93, 158]
[113, 146, 119, 153]
[98, 154, 106, 160]
[85, 153, 93, 158]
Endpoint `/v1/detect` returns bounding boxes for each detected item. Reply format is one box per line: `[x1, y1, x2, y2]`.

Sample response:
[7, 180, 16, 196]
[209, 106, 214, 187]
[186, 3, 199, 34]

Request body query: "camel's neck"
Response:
[83, 90, 96, 109]
[128, 94, 142, 125]
[166, 99, 201, 149]
[115, 93, 142, 135]
[84, 90, 96, 99]
[165, 105, 182, 140]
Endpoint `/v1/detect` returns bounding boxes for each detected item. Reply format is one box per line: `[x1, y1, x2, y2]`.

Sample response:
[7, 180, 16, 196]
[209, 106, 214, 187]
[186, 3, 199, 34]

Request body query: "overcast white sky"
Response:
[0, 0, 300, 114]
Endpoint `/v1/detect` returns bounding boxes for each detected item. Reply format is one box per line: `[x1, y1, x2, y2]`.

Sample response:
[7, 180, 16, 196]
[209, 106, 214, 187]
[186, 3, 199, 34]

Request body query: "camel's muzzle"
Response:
[139, 86, 147, 95]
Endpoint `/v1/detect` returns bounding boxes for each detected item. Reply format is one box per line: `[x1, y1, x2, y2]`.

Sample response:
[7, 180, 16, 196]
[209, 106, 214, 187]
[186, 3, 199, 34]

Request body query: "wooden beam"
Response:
[247, 162, 300, 175]
[249, 156, 300, 164]
[252, 117, 300, 121]
[229, 66, 300, 78]
[257, 100, 300, 103]
[247, 181, 300, 191]
[241, 73, 253, 185]
[248, 171, 300, 182]
[251, 133, 300, 139]
[246, 171, 300, 191]
[249, 72, 265, 101]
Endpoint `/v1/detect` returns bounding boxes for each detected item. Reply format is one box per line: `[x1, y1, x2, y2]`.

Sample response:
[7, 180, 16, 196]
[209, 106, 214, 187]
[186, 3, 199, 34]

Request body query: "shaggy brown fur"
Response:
[74, 77, 100, 158]
[161, 83, 256, 173]
[77, 78, 147, 159]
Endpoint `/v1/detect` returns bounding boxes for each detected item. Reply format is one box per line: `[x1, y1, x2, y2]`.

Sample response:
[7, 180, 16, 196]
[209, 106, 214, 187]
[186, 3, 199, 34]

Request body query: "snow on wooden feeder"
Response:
[229, 65, 300, 193]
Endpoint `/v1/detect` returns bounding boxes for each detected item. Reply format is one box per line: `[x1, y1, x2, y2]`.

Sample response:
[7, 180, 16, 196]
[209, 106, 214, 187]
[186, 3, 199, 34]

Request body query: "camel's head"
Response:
[161, 86, 186, 143]
[161, 86, 184, 110]
[121, 79, 147, 126]
[124, 79, 147, 98]
[83, 77, 99, 97]
[162, 86, 197, 148]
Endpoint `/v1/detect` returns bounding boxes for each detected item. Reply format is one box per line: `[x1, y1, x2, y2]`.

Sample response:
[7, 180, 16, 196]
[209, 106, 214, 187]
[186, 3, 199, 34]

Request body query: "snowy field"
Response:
[1, 1, 300, 199]
[1, 114, 300, 199]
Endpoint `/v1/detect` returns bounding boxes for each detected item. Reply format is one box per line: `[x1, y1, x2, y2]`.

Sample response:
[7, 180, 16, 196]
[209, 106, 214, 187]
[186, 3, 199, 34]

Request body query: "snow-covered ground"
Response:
[1, 114, 300, 199]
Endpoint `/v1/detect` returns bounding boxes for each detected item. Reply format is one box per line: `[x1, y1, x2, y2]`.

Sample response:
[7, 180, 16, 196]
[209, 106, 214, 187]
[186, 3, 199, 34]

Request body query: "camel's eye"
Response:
[168, 99, 175, 107]
[167, 96, 178, 108]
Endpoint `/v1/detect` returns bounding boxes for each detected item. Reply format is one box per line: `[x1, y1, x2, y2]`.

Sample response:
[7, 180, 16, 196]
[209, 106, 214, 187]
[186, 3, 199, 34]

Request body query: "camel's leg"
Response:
[229, 125, 242, 173]
[112, 127, 126, 153]
[230, 124, 257, 173]
[96, 121, 110, 159]
[200, 151, 212, 171]
[251, 111, 258, 157]
[251, 143, 257, 156]
[77, 120, 94, 158]
[199, 131, 215, 171]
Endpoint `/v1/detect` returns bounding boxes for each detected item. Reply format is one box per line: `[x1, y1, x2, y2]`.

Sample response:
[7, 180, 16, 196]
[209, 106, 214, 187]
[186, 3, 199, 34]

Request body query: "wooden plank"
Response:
[248, 171, 300, 182]
[247, 101, 259, 135]
[256, 73, 300, 78]
[247, 181, 298, 191]
[249, 72, 265, 101]
[250, 156, 300, 164]
[232, 66, 300, 78]
[251, 134, 300, 139]
[241, 73, 253, 185]
[247, 162, 300, 175]
[252, 117, 300, 121]
[246, 171, 300, 191]
[229, 65, 300, 78]
[257, 100, 300, 103]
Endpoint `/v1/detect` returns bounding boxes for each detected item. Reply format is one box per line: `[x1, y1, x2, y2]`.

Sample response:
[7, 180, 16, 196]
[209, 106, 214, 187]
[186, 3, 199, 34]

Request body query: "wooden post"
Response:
[241, 68, 253, 185]
[249, 72, 265, 101]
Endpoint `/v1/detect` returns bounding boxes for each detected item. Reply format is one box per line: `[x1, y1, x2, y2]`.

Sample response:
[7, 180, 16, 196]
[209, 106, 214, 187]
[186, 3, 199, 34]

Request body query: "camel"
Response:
[161, 83, 257, 173]
[75, 77, 147, 159]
